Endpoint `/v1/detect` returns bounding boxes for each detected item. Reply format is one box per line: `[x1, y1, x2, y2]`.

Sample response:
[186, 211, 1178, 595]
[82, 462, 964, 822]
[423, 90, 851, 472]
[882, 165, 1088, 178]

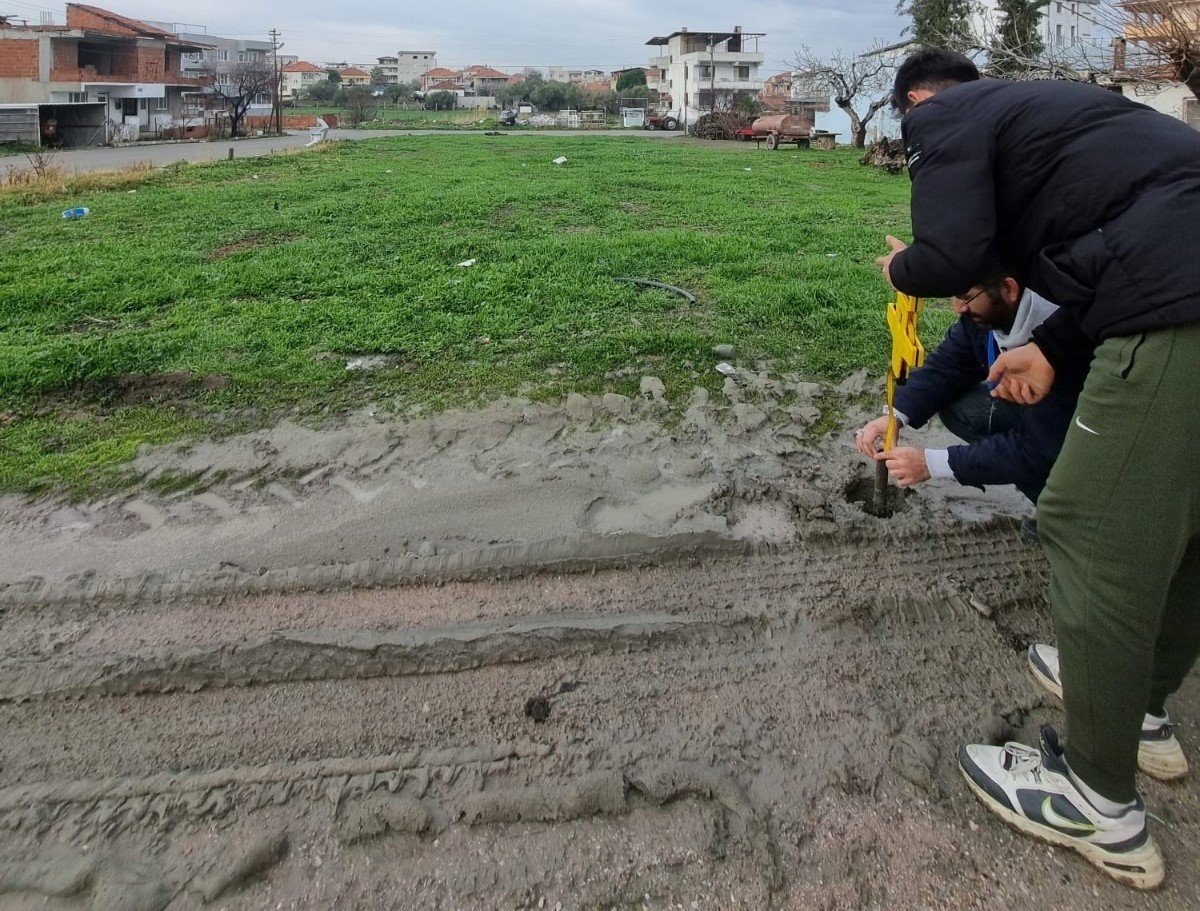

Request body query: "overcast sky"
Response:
[7, 0, 906, 74]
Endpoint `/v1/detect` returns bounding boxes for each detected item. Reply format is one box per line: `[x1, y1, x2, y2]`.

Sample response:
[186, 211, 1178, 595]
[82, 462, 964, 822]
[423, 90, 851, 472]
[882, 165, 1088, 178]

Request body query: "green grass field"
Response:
[0, 135, 936, 495]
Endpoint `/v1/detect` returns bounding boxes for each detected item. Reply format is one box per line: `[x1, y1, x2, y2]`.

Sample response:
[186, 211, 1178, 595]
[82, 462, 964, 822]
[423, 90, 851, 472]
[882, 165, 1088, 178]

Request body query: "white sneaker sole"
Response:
[959, 762, 1165, 891]
[1028, 658, 1189, 782]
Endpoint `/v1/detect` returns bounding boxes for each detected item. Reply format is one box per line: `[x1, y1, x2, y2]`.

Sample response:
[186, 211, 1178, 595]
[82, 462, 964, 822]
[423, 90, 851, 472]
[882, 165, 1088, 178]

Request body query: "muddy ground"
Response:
[0, 372, 1196, 910]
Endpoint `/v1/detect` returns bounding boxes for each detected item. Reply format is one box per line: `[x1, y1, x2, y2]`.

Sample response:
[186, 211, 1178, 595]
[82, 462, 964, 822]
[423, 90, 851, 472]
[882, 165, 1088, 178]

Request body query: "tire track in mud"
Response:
[0, 609, 778, 703]
[0, 519, 1035, 611]
[0, 527, 1046, 704]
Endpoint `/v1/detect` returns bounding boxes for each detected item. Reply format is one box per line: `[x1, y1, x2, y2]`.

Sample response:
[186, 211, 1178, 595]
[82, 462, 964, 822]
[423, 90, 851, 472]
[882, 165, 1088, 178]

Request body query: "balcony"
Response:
[51, 65, 210, 87]
[679, 50, 766, 66]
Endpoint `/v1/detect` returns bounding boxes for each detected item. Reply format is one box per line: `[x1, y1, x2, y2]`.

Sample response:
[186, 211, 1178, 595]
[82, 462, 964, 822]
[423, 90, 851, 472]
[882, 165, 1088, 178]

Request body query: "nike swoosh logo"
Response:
[1075, 417, 1100, 436]
[1041, 796, 1098, 835]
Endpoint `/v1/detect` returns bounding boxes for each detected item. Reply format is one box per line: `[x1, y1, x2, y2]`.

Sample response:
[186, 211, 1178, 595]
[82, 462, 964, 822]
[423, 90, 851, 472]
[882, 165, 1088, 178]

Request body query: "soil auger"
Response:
[873, 292, 926, 516]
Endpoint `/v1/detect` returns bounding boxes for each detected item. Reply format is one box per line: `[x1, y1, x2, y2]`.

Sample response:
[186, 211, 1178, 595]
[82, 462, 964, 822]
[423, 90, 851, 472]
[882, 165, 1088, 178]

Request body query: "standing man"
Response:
[878, 48, 1200, 891]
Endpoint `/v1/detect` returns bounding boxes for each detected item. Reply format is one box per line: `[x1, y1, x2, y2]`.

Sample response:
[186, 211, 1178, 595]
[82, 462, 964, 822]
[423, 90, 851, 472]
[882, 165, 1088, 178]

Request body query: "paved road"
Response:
[10, 128, 684, 174]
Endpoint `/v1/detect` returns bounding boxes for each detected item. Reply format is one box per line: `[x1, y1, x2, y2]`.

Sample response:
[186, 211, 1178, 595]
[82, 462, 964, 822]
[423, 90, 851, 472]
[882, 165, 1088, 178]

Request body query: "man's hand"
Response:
[855, 415, 893, 458]
[874, 447, 932, 487]
[875, 235, 908, 289]
[987, 344, 1056, 405]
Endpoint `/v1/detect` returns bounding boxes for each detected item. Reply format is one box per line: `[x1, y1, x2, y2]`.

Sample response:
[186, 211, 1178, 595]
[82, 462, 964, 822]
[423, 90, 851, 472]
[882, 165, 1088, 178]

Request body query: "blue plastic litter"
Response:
[61, 207, 89, 220]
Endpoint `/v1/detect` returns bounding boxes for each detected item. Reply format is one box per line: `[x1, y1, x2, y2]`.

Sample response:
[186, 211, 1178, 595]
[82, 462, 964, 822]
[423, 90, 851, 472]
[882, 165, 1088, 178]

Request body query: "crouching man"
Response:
[855, 275, 1083, 530]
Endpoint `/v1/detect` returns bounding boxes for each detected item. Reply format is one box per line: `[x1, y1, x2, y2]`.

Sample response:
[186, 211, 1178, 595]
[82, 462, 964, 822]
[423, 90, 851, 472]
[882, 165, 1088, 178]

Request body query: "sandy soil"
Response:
[0, 375, 1196, 910]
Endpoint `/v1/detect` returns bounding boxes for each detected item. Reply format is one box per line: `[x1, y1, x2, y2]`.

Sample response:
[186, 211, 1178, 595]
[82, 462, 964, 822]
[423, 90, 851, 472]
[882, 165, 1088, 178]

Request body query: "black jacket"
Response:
[891, 79, 1200, 371]
[894, 315, 1085, 501]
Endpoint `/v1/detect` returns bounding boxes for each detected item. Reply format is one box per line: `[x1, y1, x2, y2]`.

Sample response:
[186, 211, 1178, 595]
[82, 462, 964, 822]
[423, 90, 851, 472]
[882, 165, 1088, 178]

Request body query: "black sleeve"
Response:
[889, 100, 1005, 298]
[892, 318, 987, 429]
[1031, 307, 1096, 374]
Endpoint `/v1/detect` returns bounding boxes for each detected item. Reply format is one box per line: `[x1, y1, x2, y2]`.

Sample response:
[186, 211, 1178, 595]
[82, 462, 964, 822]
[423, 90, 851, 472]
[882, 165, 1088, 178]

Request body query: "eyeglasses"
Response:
[953, 287, 988, 308]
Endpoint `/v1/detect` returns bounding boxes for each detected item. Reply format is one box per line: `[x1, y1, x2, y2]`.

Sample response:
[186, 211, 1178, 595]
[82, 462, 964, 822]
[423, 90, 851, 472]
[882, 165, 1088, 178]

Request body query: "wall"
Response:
[1124, 81, 1199, 128]
[0, 39, 39, 78]
[244, 113, 340, 129]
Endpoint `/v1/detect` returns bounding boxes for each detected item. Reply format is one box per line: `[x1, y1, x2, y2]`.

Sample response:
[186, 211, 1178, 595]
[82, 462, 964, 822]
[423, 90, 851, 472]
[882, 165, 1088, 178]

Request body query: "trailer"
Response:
[746, 113, 815, 150]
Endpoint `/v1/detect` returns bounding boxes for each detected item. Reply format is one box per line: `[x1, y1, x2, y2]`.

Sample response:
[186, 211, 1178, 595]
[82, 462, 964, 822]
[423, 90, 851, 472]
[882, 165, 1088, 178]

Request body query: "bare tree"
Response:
[343, 86, 380, 126]
[201, 60, 275, 138]
[957, 0, 1198, 102]
[793, 44, 898, 148]
[1116, 0, 1200, 100]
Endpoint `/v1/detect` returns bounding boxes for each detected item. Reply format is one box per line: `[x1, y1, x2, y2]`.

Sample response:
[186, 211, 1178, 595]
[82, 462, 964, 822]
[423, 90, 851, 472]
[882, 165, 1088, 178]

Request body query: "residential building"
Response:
[419, 66, 456, 91]
[146, 23, 273, 110]
[457, 65, 510, 95]
[281, 60, 325, 101]
[1042, 0, 1102, 52]
[376, 56, 399, 84]
[339, 66, 371, 86]
[548, 66, 605, 84]
[758, 71, 792, 109]
[394, 51, 437, 83]
[0, 2, 209, 141]
[646, 26, 766, 117]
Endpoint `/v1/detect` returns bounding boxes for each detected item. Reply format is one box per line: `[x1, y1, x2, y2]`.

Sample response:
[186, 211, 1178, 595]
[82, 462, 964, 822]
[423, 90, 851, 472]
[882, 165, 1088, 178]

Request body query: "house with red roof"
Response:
[338, 66, 371, 87]
[281, 61, 326, 101]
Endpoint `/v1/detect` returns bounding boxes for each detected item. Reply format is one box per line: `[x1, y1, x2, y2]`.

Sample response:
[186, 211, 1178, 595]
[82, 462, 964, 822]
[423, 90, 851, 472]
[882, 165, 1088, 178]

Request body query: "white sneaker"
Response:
[1028, 644, 1189, 781]
[959, 727, 1164, 890]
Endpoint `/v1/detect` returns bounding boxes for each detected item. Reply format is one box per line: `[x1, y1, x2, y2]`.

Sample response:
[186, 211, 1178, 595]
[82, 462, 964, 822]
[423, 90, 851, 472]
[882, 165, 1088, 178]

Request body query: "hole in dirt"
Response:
[844, 476, 911, 519]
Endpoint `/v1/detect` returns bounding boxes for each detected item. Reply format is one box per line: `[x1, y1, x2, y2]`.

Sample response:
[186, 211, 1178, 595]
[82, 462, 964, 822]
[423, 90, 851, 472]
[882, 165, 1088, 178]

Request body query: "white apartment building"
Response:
[547, 67, 605, 84]
[646, 27, 766, 120]
[1042, 0, 1104, 52]
[395, 51, 437, 84]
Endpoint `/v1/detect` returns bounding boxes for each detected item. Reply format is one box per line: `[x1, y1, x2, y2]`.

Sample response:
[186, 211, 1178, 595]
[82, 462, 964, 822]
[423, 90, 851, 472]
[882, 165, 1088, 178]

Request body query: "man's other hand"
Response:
[856, 415, 893, 458]
[875, 235, 908, 289]
[988, 344, 1056, 405]
[874, 447, 932, 487]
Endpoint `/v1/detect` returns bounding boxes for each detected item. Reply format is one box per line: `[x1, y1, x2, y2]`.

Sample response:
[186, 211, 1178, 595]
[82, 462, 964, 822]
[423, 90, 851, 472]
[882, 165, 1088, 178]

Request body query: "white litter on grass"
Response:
[458, 259, 477, 268]
[715, 362, 738, 377]
[252, 175, 260, 180]
[826, 253, 839, 258]
[743, 167, 752, 172]
[553, 156, 568, 165]
[386, 169, 393, 173]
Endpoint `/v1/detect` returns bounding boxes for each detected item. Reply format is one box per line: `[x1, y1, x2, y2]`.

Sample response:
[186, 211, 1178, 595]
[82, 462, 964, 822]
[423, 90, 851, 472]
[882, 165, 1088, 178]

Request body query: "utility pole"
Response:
[269, 28, 283, 134]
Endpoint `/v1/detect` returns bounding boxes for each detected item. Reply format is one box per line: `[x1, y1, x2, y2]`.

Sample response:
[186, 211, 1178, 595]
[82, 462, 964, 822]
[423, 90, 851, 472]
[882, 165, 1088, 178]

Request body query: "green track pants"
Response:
[1038, 320, 1200, 804]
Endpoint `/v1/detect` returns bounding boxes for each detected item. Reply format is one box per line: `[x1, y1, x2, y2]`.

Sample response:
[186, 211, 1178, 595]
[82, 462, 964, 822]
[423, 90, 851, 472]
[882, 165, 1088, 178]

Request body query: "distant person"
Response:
[877, 47, 1200, 891]
[857, 276, 1081, 538]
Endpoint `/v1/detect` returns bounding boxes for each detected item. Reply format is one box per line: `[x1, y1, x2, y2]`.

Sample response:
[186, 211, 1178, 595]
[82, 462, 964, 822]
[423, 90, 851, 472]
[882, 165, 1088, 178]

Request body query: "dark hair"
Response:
[892, 46, 980, 114]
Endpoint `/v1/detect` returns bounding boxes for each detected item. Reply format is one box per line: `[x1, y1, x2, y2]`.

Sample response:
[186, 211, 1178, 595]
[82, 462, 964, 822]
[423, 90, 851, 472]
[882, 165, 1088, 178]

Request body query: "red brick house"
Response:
[0, 3, 208, 142]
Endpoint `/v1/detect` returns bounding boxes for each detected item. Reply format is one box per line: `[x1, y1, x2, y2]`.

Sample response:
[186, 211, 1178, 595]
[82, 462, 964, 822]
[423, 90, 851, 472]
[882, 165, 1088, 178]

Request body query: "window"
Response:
[217, 49, 229, 61]
[238, 51, 249, 62]
[68, 91, 87, 103]
[697, 65, 712, 79]
[1056, 24, 1063, 45]
[736, 65, 750, 79]
[1070, 25, 1077, 43]
[1057, 2, 1062, 11]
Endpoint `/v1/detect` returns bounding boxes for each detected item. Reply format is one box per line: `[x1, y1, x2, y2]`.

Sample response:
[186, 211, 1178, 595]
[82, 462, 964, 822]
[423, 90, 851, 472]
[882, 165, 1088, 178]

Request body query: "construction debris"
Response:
[861, 138, 907, 174]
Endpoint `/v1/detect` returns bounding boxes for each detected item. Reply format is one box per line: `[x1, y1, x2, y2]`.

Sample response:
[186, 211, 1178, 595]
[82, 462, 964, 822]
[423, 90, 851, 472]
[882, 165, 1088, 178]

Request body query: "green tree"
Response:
[615, 69, 647, 92]
[425, 90, 458, 110]
[990, 0, 1050, 73]
[531, 81, 582, 111]
[325, 68, 342, 84]
[384, 81, 417, 104]
[304, 80, 342, 104]
[897, 0, 974, 50]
